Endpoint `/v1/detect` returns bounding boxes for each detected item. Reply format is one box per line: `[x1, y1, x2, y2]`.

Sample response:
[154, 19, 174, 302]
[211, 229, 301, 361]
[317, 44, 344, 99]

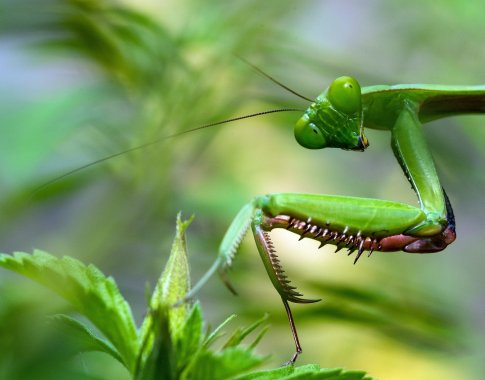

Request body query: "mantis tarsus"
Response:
[40, 65, 485, 364]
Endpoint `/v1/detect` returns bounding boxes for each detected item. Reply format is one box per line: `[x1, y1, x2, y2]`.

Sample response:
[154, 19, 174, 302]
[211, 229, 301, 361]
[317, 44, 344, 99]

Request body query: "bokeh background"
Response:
[1, 1, 484, 379]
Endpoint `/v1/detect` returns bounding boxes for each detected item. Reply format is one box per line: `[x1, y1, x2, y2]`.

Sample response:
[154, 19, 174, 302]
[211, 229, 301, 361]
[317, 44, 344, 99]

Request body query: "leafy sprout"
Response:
[0, 214, 373, 379]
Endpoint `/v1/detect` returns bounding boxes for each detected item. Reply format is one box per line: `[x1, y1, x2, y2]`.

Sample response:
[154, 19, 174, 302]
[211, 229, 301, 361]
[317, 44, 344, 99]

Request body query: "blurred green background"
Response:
[1, 0, 484, 379]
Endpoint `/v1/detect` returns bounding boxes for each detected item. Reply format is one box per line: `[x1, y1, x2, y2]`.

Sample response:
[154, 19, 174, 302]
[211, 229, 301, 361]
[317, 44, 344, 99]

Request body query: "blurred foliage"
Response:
[301, 280, 461, 352]
[1, 0, 484, 379]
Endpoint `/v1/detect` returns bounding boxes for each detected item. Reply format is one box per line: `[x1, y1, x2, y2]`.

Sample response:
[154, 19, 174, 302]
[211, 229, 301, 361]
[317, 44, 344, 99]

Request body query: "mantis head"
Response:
[294, 76, 369, 151]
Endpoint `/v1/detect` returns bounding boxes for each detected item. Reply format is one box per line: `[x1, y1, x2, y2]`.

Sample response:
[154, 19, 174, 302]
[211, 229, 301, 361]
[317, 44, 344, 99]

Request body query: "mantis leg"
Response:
[186, 174, 456, 363]
[248, 193, 428, 363]
[183, 202, 254, 300]
[390, 101, 456, 249]
[201, 189, 449, 363]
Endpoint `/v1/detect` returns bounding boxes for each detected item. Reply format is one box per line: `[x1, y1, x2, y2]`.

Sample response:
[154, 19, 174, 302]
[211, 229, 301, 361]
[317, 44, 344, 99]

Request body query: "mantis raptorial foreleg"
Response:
[213, 189, 454, 362]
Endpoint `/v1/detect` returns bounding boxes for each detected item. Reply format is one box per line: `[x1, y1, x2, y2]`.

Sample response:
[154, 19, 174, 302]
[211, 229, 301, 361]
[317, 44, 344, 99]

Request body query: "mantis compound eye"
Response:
[294, 115, 326, 149]
[327, 76, 362, 115]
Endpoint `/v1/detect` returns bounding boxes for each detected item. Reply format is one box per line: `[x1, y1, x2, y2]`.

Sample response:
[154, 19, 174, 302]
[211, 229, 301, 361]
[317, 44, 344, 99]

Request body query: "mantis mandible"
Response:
[39, 65, 485, 364]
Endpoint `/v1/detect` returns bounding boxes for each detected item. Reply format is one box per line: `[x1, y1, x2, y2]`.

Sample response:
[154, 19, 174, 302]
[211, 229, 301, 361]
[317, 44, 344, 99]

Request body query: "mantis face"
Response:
[294, 76, 369, 151]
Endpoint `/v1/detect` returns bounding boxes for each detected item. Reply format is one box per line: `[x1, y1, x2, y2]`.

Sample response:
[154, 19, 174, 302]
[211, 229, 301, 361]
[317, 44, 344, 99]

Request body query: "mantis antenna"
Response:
[237, 56, 314, 102]
[32, 108, 304, 195]
[33, 60, 312, 195]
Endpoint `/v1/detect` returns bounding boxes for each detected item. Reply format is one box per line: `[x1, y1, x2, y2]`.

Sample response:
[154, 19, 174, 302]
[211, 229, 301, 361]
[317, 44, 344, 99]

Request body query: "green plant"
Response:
[0, 214, 373, 379]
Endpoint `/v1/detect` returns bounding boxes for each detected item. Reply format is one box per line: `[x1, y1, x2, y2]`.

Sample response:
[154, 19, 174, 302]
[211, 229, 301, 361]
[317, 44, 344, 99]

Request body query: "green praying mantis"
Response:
[184, 71, 485, 364]
[39, 64, 485, 364]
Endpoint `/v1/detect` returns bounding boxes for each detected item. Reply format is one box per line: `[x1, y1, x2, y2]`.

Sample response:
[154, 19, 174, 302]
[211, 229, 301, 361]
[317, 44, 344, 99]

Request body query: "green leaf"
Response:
[233, 365, 294, 380]
[0, 250, 138, 372]
[203, 313, 237, 348]
[190, 347, 266, 380]
[176, 303, 204, 373]
[233, 364, 373, 380]
[135, 306, 174, 380]
[223, 314, 269, 349]
[183, 314, 273, 380]
[49, 314, 123, 364]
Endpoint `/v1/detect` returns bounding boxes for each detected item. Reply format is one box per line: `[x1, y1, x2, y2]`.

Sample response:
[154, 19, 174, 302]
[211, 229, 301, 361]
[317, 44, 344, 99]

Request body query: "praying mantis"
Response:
[185, 72, 485, 364]
[40, 65, 485, 364]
